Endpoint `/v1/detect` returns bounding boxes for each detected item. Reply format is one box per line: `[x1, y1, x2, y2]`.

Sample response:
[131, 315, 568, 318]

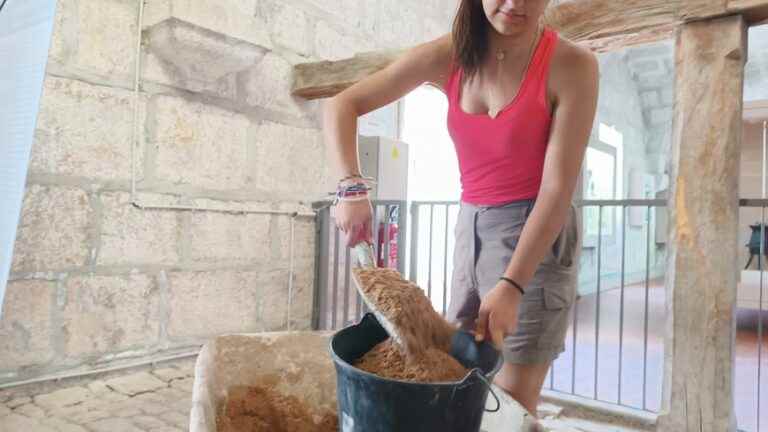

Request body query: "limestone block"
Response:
[61, 274, 159, 358]
[258, 270, 291, 331]
[144, 18, 267, 85]
[255, 1, 310, 55]
[74, 0, 137, 79]
[35, 387, 95, 411]
[167, 270, 261, 338]
[275, 216, 316, 265]
[0, 280, 55, 369]
[313, 21, 360, 61]
[11, 185, 92, 273]
[151, 95, 251, 191]
[98, 192, 181, 266]
[145, 0, 270, 48]
[242, 52, 314, 116]
[48, 0, 76, 65]
[187, 212, 270, 264]
[104, 372, 166, 396]
[258, 266, 313, 331]
[252, 122, 324, 198]
[31, 77, 146, 181]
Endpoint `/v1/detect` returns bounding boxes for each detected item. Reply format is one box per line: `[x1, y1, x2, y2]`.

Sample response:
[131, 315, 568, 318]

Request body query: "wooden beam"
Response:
[292, 0, 768, 99]
[292, 49, 404, 100]
[657, 14, 745, 432]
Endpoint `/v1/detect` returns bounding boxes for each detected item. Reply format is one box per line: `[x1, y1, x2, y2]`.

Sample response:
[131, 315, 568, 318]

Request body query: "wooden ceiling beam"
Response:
[292, 0, 768, 99]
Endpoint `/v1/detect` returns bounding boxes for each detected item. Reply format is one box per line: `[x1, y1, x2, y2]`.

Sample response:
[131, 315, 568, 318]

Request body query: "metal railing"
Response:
[313, 200, 406, 330]
[737, 198, 767, 432]
[313, 199, 667, 415]
[546, 199, 666, 414]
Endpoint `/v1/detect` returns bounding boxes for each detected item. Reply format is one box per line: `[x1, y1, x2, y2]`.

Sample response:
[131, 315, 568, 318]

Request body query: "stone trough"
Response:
[189, 331, 336, 432]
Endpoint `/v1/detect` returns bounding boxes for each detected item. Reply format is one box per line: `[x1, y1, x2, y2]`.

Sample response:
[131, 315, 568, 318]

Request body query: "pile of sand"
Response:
[217, 385, 337, 432]
[355, 338, 468, 382]
[352, 267, 467, 383]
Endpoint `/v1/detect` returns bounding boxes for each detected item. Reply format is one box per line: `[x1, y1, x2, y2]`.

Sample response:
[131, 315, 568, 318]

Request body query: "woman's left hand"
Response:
[475, 280, 523, 350]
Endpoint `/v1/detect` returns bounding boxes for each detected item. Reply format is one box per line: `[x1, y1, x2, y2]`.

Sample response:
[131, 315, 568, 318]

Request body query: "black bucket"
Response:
[330, 313, 503, 432]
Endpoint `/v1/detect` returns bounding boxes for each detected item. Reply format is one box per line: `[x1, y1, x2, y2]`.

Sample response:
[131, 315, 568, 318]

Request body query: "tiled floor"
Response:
[0, 359, 195, 432]
[545, 279, 768, 432]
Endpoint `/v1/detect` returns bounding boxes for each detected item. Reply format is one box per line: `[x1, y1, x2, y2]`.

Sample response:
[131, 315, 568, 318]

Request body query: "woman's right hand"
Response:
[336, 198, 373, 247]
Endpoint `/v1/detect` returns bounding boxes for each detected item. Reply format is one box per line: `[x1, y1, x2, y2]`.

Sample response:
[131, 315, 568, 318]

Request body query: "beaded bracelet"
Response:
[339, 174, 376, 184]
[331, 181, 372, 204]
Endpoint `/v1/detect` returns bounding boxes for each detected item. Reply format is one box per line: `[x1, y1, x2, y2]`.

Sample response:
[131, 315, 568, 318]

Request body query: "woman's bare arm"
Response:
[322, 34, 453, 180]
[504, 42, 599, 287]
[476, 40, 599, 348]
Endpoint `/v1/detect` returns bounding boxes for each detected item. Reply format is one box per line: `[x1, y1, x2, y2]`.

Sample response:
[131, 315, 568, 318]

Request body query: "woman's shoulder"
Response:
[549, 33, 599, 93]
[550, 33, 597, 72]
[419, 33, 455, 92]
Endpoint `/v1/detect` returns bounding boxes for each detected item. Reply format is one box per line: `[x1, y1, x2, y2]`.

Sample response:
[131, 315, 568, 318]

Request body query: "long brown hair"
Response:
[451, 0, 490, 81]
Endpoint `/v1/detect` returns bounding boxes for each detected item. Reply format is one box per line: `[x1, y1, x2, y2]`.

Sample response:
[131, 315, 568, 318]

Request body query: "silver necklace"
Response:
[487, 24, 543, 119]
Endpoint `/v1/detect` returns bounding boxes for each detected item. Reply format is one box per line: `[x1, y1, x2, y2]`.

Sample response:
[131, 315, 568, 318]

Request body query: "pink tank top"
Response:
[446, 28, 558, 205]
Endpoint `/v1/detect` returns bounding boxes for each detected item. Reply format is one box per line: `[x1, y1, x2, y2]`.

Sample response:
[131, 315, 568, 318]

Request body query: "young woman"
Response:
[323, 0, 598, 416]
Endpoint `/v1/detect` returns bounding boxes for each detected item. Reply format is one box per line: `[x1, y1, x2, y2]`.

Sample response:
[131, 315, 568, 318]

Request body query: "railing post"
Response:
[312, 205, 330, 330]
[397, 200, 407, 275]
[409, 202, 419, 282]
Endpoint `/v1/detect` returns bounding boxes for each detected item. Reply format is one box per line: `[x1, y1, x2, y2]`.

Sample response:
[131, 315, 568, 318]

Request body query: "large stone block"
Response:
[71, 0, 137, 80]
[166, 270, 261, 338]
[11, 185, 92, 273]
[31, 77, 145, 181]
[275, 216, 316, 266]
[259, 266, 314, 331]
[187, 212, 271, 264]
[143, 0, 270, 48]
[0, 280, 56, 369]
[98, 192, 181, 266]
[255, 1, 310, 55]
[313, 21, 362, 61]
[151, 95, 252, 191]
[61, 274, 160, 358]
[252, 122, 324, 198]
[242, 53, 315, 116]
[258, 270, 292, 331]
[48, 0, 76, 65]
[144, 18, 267, 85]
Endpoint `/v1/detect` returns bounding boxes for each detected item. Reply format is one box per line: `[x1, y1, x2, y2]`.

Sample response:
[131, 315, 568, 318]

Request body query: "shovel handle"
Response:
[353, 242, 376, 268]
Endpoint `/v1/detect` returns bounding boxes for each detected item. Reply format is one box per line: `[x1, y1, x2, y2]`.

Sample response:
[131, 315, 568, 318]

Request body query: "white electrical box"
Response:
[358, 135, 409, 201]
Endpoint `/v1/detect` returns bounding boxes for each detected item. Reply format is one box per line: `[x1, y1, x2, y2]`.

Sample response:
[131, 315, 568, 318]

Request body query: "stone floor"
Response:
[0, 356, 648, 432]
[0, 358, 196, 432]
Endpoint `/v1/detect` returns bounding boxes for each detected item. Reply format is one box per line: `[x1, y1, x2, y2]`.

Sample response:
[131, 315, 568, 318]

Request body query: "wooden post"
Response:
[657, 15, 746, 432]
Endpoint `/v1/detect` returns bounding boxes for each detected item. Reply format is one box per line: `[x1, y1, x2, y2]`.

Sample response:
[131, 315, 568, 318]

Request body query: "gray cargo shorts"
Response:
[446, 200, 579, 365]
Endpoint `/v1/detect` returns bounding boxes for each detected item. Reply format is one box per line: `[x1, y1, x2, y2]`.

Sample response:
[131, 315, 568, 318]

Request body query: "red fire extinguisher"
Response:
[377, 206, 399, 269]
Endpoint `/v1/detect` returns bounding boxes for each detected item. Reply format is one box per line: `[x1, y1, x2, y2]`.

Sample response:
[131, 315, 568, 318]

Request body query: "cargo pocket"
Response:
[551, 206, 580, 269]
[542, 281, 574, 311]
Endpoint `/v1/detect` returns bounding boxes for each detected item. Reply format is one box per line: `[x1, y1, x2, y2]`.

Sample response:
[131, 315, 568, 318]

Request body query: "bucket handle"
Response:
[475, 372, 501, 413]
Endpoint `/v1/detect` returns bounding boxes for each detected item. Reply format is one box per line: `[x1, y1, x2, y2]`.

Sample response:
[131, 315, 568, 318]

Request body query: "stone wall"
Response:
[0, 0, 457, 383]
